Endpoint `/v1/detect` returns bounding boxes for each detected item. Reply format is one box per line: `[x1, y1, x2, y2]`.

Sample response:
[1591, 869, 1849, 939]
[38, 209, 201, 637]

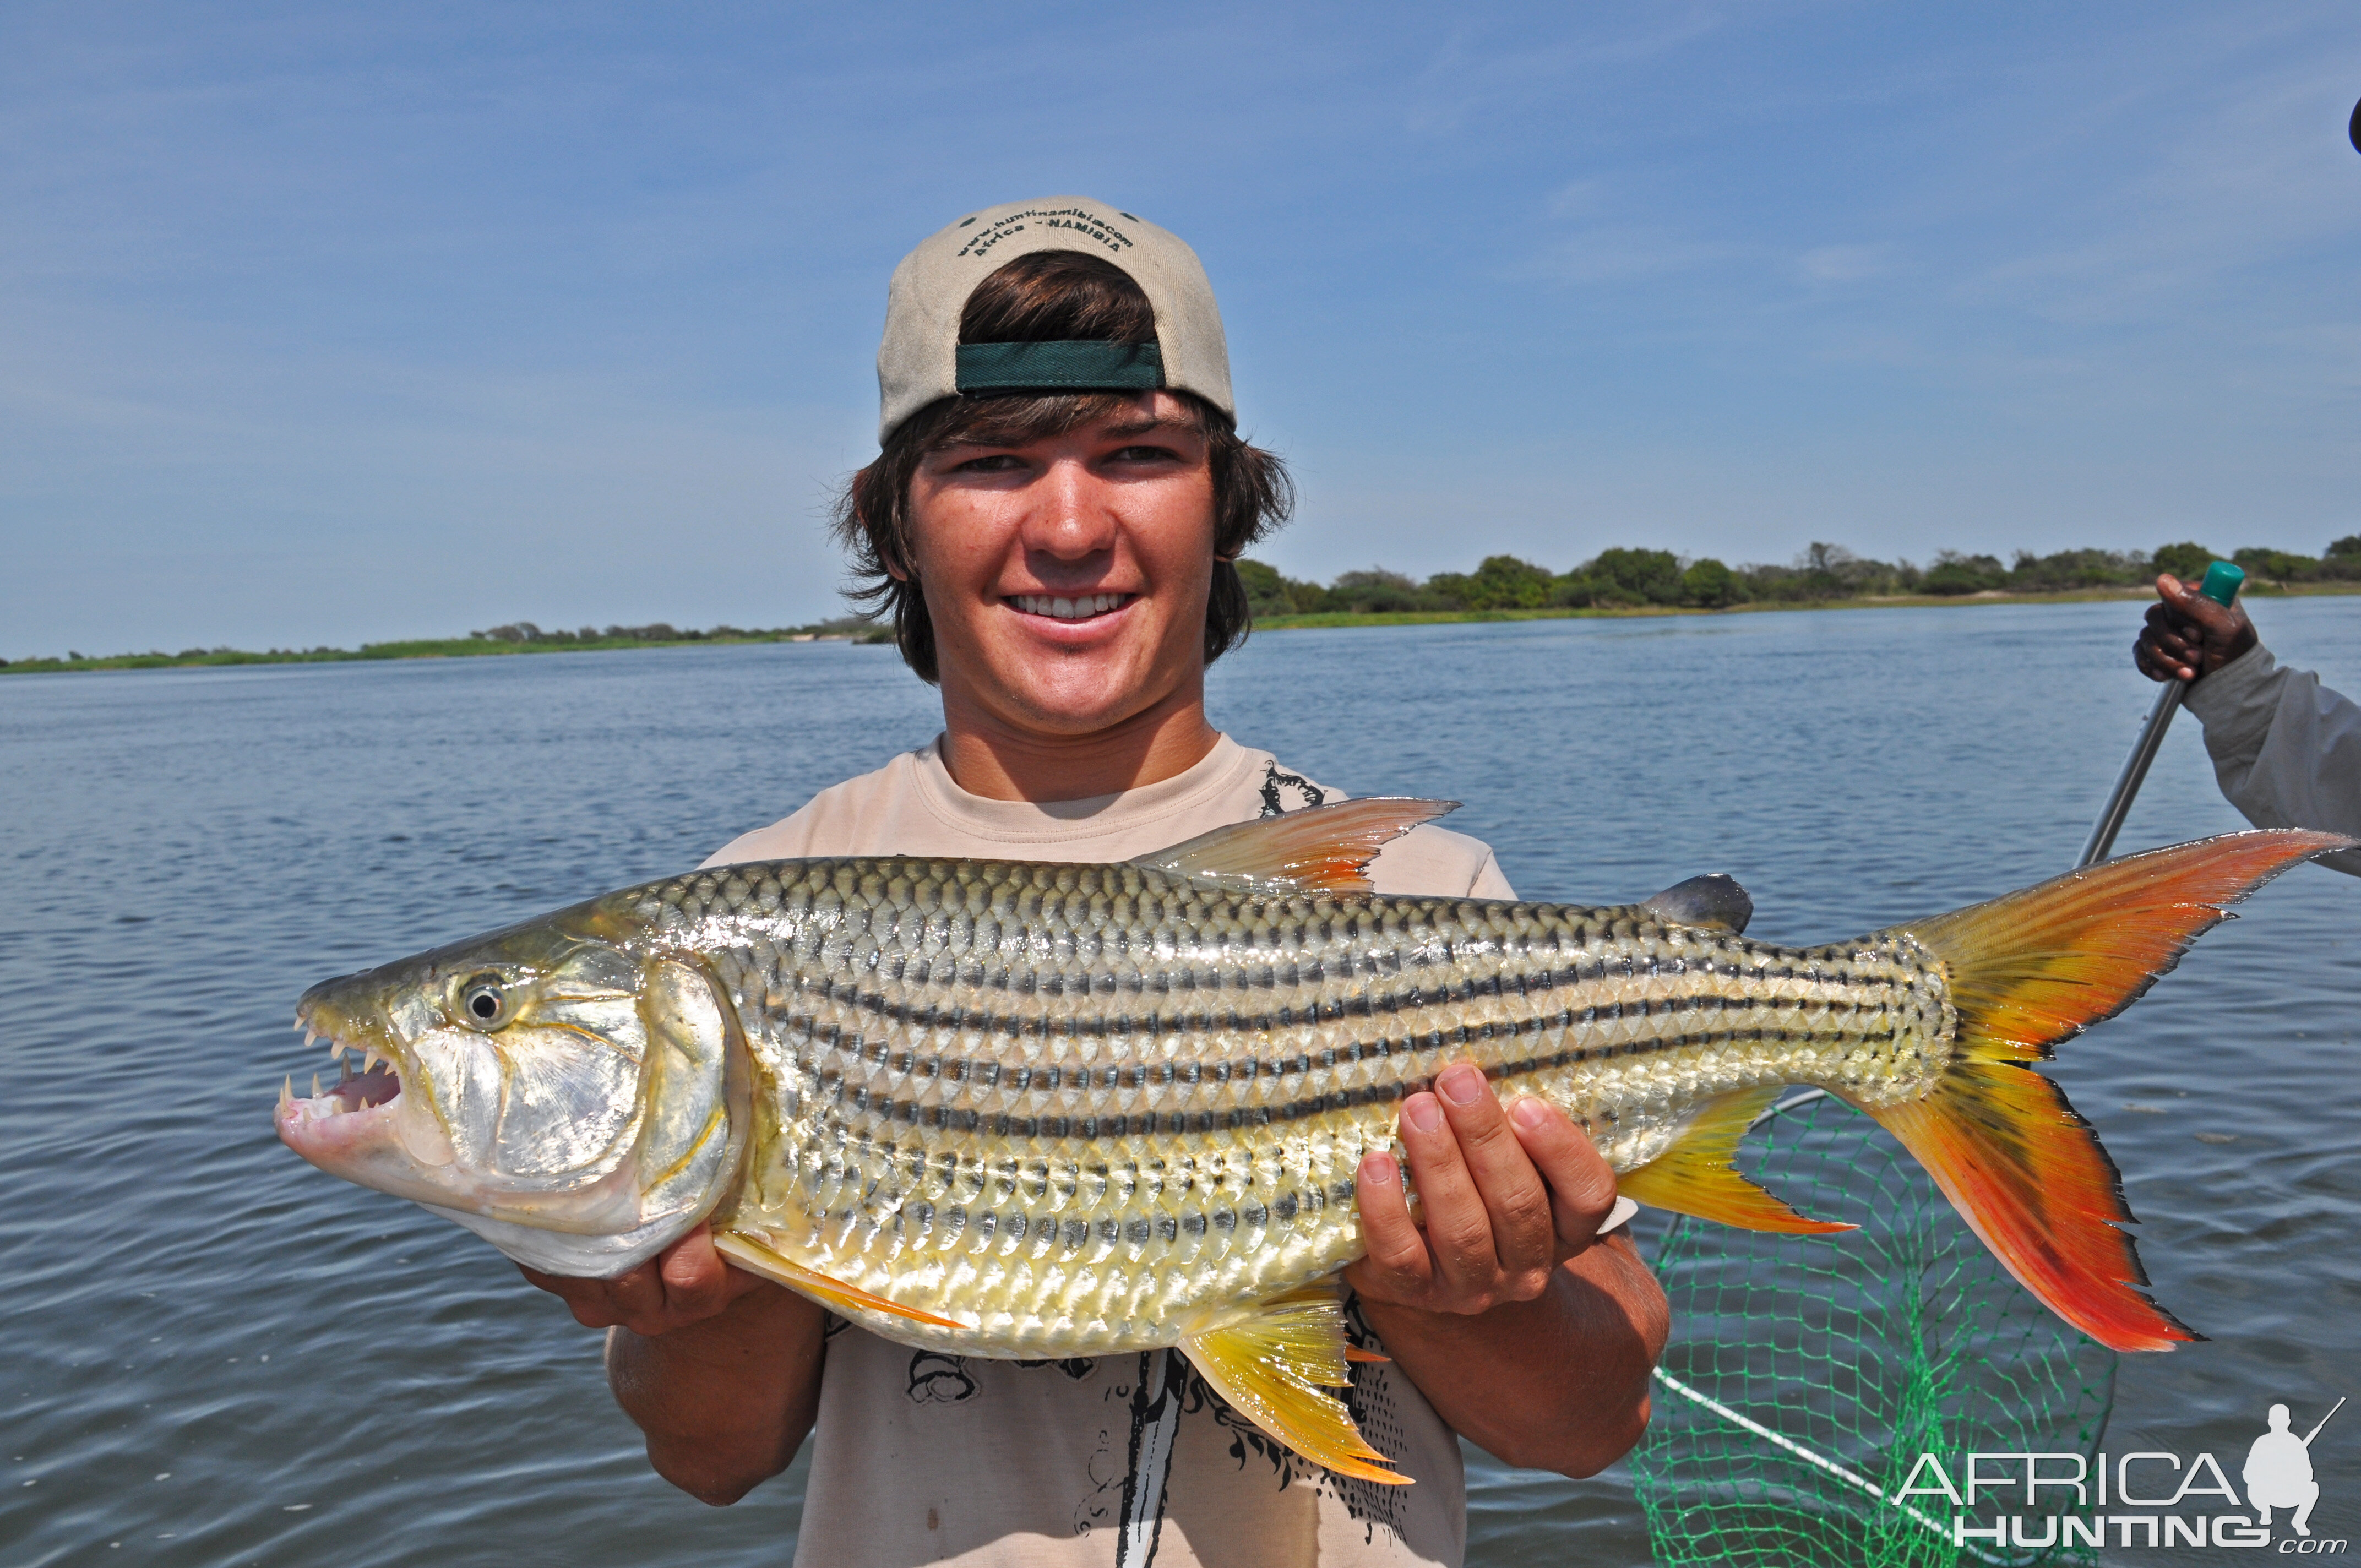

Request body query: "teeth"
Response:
[339, 1058, 353, 1083]
[363, 1048, 381, 1075]
[280, 1076, 293, 1108]
[1014, 592, 1126, 620]
[312, 1074, 323, 1099]
[325, 1040, 343, 1060]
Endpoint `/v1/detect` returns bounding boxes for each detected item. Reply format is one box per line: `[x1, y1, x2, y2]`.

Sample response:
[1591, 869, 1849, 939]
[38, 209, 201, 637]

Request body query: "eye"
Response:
[455, 973, 514, 1030]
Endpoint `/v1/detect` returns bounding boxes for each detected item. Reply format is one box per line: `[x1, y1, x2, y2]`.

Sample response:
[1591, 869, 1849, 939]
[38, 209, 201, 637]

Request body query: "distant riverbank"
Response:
[0, 626, 889, 676]
[1234, 578, 2358, 629]
[10, 580, 2355, 676]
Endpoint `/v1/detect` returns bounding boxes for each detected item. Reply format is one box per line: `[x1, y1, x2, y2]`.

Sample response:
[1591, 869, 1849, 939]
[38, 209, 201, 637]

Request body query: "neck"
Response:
[936, 682, 1220, 803]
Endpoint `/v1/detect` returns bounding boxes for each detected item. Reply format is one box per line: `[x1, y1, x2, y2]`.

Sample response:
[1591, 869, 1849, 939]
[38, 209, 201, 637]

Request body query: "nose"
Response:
[1021, 456, 1118, 565]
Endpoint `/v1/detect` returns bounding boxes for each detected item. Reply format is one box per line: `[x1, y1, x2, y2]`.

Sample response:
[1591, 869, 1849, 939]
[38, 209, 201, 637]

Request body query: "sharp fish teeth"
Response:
[312, 1073, 323, 1099]
[280, 1075, 293, 1108]
[363, 1047, 381, 1075]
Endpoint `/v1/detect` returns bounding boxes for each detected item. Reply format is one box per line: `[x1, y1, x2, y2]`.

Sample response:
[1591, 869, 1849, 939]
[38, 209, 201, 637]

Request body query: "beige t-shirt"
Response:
[703, 735, 1510, 1568]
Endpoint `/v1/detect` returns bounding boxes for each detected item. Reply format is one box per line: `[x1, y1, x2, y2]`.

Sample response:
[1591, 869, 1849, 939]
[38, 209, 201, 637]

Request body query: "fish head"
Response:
[277, 903, 750, 1278]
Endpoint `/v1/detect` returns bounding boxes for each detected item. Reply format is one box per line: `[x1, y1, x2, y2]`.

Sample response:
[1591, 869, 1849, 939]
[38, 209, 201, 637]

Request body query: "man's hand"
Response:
[1347, 1061, 1621, 1315]
[518, 1223, 774, 1338]
[1343, 1061, 1664, 1477]
[521, 1223, 823, 1506]
[2136, 573, 2256, 684]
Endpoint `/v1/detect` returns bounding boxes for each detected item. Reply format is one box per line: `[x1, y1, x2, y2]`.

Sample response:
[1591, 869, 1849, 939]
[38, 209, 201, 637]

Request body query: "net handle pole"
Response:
[1647, 1366, 2043, 1568]
[2077, 562, 2244, 869]
[2304, 1397, 2346, 1447]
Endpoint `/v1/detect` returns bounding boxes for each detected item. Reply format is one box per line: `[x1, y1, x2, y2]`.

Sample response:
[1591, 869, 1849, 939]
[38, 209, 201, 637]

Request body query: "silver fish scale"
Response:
[612, 857, 1955, 1355]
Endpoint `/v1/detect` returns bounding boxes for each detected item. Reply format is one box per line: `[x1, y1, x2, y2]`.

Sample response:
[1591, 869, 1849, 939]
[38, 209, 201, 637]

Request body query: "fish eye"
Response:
[455, 973, 513, 1030]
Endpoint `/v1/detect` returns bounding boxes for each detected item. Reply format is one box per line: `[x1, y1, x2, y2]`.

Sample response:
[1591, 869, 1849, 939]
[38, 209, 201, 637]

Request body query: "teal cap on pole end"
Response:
[2199, 560, 2245, 607]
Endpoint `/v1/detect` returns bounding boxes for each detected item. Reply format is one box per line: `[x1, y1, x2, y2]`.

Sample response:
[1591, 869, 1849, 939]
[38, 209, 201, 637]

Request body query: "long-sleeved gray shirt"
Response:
[2182, 643, 2361, 877]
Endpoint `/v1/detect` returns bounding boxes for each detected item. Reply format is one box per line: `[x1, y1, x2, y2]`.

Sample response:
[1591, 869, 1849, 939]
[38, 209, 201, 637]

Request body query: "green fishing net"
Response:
[1630, 1092, 2117, 1568]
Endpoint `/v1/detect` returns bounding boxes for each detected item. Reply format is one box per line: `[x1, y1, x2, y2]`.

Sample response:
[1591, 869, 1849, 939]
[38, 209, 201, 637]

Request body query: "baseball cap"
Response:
[875, 195, 1234, 444]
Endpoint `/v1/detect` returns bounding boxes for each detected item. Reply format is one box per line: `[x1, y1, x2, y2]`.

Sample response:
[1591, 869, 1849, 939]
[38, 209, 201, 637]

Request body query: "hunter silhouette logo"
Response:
[2248, 1399, 2342, 1538]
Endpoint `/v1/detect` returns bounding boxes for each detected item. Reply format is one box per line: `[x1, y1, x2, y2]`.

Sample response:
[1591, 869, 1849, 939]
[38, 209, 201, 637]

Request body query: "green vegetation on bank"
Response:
[1237, 536, 2361, 617]
[1, 618, 890, 675]
[14, 536, 2360, 674]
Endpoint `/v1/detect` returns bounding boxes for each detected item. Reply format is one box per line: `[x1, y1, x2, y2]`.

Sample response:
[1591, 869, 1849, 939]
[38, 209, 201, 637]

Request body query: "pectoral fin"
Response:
[1179, 1285, 1410, 1486]
[1618, 1086, 1853, 1234]
[1131, 798, 1459, 895]
[713, 1231, 966, 1330]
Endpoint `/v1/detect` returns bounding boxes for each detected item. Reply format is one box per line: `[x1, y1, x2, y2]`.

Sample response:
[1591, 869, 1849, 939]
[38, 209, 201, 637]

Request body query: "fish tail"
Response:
[1860, 829, 2349, 1353]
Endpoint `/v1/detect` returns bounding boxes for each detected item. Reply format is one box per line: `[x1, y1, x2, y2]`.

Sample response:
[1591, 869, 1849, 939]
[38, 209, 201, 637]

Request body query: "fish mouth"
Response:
[275, 1011, 451, 1170]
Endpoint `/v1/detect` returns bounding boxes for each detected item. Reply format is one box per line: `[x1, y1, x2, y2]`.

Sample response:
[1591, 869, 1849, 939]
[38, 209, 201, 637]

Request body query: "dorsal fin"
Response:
[1130, 798, 1459, 894]
[1641, 872, 1753, 934]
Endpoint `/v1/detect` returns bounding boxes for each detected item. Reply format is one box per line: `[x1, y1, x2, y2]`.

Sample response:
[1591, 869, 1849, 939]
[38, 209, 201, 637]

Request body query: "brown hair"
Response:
[831, 249, 1293, 683]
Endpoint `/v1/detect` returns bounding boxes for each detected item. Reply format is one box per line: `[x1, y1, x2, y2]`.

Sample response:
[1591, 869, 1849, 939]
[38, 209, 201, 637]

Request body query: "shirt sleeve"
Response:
[2184, 644, 2361, 877]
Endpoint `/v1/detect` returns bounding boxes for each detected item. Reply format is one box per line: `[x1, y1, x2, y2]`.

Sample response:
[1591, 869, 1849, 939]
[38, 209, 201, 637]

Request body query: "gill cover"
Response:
[423, 952, 752, 1276]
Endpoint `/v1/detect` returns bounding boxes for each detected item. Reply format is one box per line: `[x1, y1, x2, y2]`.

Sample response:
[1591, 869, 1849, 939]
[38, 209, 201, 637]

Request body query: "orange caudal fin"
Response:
[1862, 829, 2352, 1352]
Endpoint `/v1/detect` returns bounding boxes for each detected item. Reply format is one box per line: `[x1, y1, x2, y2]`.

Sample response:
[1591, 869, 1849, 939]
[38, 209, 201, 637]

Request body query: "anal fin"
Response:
[1618, 1086, 1854, 1234]
[714, 1231, 965, 1330]
[1179, 1285, 1410, 1486]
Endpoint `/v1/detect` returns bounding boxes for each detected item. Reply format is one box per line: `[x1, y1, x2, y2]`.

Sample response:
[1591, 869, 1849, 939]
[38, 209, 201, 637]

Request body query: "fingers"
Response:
[2145, 575, 2256, 678]
[1388, 1086, 1493, 1306]
[2140, 595, 2203, 678]
[657, 1226, 753, 1319]
[1505, 1095, 1619, 1256]
[1346, 1063, 1564, 1314]
[515, 1224, 754, 1337]
[518, 1257, 663, 1331]
[1428, 1064, 1556, 1289]
[1347, 1149, 1435, 1303]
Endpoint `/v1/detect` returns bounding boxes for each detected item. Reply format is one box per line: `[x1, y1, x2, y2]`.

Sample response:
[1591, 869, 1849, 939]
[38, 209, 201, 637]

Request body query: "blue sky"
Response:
[4, 2, 2357, 655]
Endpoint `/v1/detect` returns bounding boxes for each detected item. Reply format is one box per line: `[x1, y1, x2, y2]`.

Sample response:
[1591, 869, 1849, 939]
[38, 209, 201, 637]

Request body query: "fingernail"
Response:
[1361, 1151, 1397, 1186]
[1404, 1093, 1443, 1134]
[1510, 1096, 1550, 1132]
[1438, 1063, 1484, 1106]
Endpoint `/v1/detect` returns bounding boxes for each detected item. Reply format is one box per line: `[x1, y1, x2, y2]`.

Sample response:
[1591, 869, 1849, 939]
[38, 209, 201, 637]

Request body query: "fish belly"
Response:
[647, 856, 1954, 1357]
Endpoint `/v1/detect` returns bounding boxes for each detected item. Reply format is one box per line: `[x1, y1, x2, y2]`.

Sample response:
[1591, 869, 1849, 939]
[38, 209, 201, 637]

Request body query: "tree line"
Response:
[1237, 537, 2361, 616]
[467, 616, 883, 645]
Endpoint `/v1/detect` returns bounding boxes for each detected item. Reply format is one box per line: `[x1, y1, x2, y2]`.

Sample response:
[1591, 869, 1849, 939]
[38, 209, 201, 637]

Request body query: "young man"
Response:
[2134, 573, 2361, 876]
[525, 197, 1668, 1566]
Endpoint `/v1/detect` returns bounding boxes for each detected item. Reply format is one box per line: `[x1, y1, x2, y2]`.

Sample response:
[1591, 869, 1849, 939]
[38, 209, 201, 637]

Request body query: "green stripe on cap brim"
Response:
[955, 340, 1163, 393]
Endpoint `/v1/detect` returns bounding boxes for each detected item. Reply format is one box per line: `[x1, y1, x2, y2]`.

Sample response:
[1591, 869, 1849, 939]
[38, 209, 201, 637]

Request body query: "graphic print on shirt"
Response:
[906, 1350, 978, 1404]
[1257, 761, 1328, 818]
[1112, 1350, 1187, 1567]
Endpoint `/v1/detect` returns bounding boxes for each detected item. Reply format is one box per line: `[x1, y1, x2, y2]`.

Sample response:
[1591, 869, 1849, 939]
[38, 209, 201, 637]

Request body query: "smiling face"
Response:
[902, 389, 1217, 747]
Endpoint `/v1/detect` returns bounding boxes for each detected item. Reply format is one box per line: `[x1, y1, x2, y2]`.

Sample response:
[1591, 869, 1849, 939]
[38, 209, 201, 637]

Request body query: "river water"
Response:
[3, 600, 2354, 1566]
